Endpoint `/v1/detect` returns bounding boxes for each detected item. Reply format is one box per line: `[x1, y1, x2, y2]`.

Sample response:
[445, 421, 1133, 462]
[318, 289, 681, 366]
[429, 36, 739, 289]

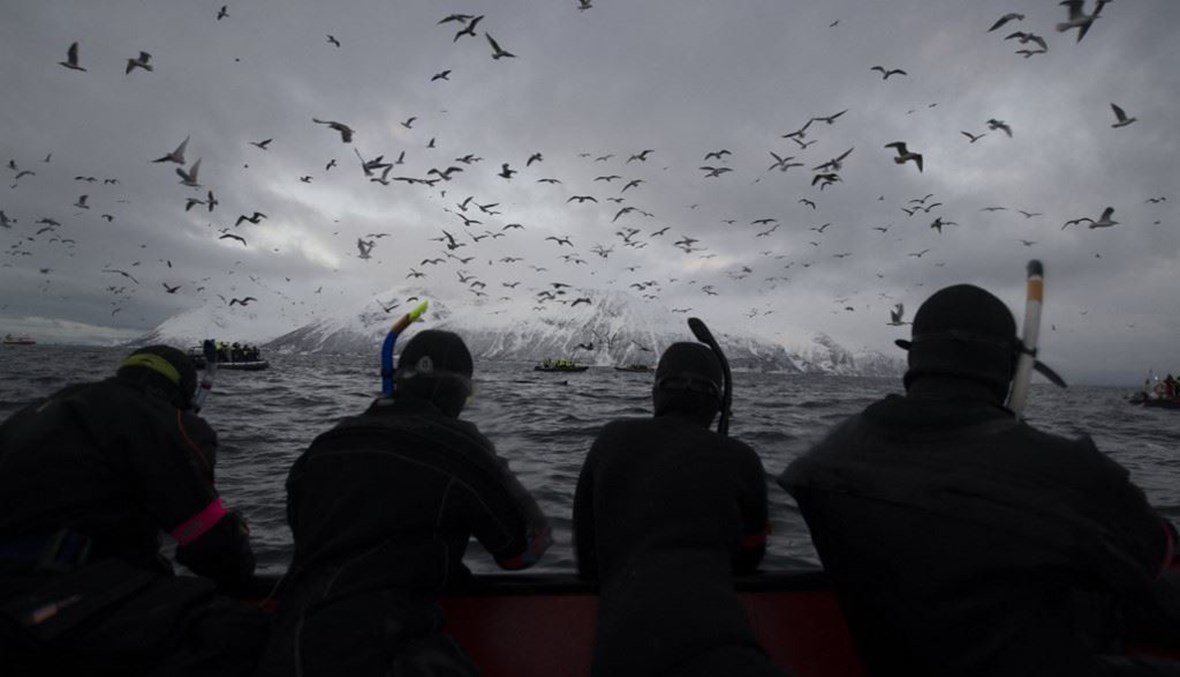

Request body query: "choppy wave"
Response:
[3, 346, 1178, 576]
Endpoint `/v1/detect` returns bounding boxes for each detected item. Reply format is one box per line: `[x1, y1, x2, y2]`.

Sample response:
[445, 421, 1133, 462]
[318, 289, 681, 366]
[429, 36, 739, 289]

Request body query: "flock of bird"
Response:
[1, 0, 1173, 344]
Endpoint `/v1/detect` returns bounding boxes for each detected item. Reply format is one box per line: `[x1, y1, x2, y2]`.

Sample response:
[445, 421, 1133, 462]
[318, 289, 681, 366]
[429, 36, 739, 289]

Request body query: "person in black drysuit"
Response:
[258, 329, 552, 677]
[574, 342, 784, 677]
[780, 284, 1180, 676]
[0, 345, 264, 677]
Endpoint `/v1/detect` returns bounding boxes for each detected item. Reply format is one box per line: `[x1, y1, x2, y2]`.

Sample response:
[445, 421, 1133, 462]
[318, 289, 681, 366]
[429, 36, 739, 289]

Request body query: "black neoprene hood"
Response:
[897, 284, 1018, 393]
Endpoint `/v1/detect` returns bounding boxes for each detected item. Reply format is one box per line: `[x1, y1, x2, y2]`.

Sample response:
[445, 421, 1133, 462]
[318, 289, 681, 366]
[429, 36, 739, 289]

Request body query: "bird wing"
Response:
[1110, 103, 1127, 122]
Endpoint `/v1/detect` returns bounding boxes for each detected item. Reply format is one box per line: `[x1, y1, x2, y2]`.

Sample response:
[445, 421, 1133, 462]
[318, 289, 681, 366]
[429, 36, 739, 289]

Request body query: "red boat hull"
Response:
[438, 573, 866, 677]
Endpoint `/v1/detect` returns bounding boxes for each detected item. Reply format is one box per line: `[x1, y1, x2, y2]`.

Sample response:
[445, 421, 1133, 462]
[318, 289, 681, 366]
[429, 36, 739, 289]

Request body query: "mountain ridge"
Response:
[135, 287, 904, 377]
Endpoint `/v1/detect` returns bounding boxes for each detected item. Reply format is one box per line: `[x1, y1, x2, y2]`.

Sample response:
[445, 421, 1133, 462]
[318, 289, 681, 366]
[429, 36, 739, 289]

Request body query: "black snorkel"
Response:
[688, 317, 732, 437]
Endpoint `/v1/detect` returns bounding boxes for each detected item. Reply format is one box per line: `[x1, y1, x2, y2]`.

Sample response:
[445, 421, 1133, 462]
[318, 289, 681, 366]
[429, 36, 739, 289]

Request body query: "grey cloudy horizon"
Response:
[1, 1, 1178, 386]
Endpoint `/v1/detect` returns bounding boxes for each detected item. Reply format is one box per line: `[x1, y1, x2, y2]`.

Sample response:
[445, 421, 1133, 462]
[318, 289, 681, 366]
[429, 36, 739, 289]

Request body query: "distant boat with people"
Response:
[533, 358, 589, 373]
[1130, 374, 1180, 408]
[187, 341, 269, 371]
[2, 334, 36, 346]
[613, 363, 652, 373]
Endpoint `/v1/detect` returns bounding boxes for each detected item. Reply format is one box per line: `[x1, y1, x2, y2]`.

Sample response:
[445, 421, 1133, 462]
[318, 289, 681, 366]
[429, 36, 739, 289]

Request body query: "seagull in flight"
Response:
[870, 66, 907, 79]
[219, 233, 248, 246]
[888, 303, 908, 326]
[153, 135, 190, 164]
[498, 163, 517, 179]
[326, 34, 341, 48]
[1087, 206, 1118, 229]
[1004, 31, 1048, 51]
[250, 138, 273, 150]
[454, 15, 484, 41]
[1109, 103, 1137, 128]
[884, 142, 923, 172]
[961, 131, 986, 143]
[228, 296, 258, 306]
[176, 158, 202, 187]
[768, 152, 803, 172]
[125, 51, 153, 74]
[59, 42, 86, 71]
[312, 118, 354, 143]
[236, 212, 267, 226]
[485, 33, 516, 59]
[1057, 0, 1109, 43]
[357, 238, 375, 259]
[809, 109, 848, 126]
[988, 13, 1025, 32]
[986, 119, 1013, 138]
[216, 5, 228, 20]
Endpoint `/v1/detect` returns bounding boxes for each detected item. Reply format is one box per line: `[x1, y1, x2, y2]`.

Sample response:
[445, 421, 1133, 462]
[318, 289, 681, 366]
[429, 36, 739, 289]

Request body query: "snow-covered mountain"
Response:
[134, 287, 904, 376]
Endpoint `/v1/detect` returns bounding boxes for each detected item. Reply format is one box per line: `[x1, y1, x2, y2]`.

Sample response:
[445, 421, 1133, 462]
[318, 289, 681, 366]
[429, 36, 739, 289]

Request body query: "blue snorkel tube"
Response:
[381, 300, 430, 397]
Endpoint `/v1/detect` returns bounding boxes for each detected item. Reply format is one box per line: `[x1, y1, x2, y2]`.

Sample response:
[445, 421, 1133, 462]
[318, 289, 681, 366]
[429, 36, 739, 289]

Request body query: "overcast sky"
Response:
[1, 1, 1177, 385]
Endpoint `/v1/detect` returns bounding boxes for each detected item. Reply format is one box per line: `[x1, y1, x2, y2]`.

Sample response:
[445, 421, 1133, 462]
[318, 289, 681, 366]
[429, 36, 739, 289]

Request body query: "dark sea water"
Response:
[3, 345, 1180, 577]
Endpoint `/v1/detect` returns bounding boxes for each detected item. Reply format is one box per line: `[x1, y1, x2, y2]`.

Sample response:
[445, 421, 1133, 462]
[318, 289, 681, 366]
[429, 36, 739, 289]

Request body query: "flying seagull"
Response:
[357, 238, 375, 259]
[986, 118, 1013, 138]
[809, 109, 848, 125]
[1057, 0, 1109, 43]
[176, 158, 202, 187]
[1005, 31, 1048, 51]
[1109, 103, 1137, 128]
[326, 34, 341, 48]
[152, 135, 190, 164]
[988, 13, 1025, 32]
[235, 212, 267, 226]
[486, 33, 515, 59]
[961, 131, 986, 143]
[219, 233, 247, 246]
[216, 5, 228, 20]
[1088, 206, 1118, 229]
[498, 163, 517, 179]
[59, 42, 86, 71]
[125, 51, 153, 74]
[870, 66, 907, 79]
[888, 303, 908, 326]
[884, 142, 923, 172]
[454, 15, 484, 41]
[228, 297, 257, 306]
[249, 138, 273, 150]
[312, 118, 354, 143]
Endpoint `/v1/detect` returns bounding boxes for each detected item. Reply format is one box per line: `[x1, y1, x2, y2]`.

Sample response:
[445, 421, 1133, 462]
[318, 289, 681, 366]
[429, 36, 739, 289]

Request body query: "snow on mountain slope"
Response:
[138, 286, 903, 376]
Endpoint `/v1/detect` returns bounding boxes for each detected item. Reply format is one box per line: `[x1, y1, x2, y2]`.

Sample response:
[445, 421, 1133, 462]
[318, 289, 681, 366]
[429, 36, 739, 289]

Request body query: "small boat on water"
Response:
[188, 343, 270, 371]
[2, 334, 36, 346]
[534, 359, 589, 373]
[613, 364, 652, 373]
[1130, 392, 1180, 409]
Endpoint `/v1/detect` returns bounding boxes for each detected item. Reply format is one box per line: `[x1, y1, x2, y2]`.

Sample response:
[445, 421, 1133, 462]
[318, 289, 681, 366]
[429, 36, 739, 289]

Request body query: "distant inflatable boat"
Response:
[613, 364, 652, 373]
[188, 346, 270, 371]
[2, 334, 36, 346]
[1130, 390, 1180, 408]
[533, 364, 589, 373]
